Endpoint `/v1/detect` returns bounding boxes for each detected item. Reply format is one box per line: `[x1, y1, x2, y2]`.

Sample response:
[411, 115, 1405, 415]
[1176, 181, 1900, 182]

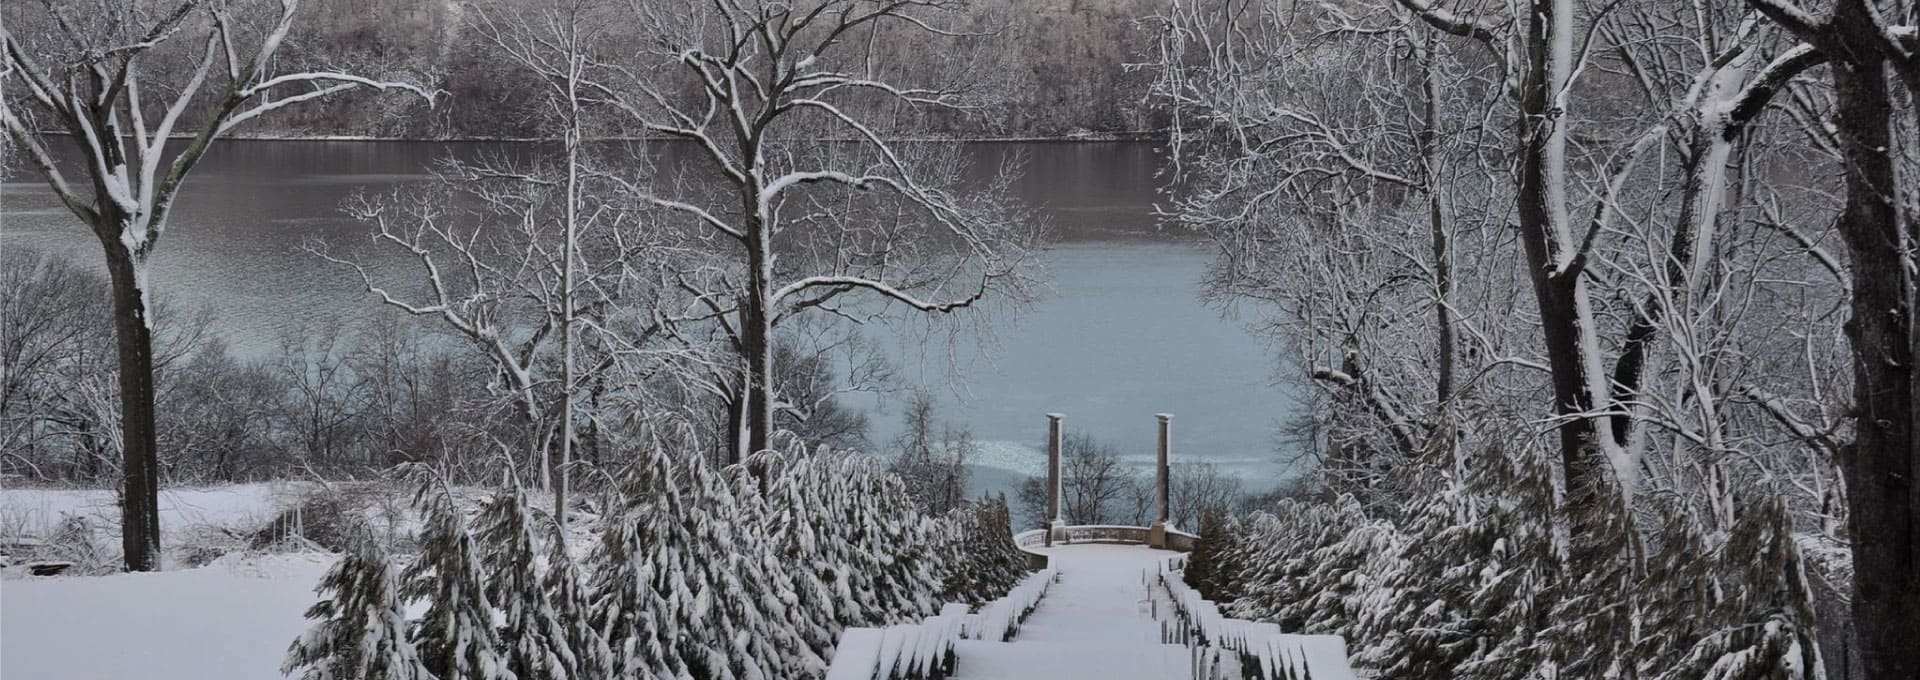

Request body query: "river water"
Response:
[0, 141, 1298, 490]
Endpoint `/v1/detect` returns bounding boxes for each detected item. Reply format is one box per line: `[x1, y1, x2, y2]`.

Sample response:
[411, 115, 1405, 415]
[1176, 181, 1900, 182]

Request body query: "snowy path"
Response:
[952, 543, 1191, 680]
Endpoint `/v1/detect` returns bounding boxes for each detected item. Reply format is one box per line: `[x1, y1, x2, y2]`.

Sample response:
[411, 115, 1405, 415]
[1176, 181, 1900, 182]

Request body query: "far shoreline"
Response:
[31, 131, 1171, 144]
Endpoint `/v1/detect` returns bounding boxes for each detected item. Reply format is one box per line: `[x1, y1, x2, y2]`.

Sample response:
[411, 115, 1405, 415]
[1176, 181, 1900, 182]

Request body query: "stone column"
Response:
[1149, 413, 1172, 549]
[1045, 413, 1065, 547]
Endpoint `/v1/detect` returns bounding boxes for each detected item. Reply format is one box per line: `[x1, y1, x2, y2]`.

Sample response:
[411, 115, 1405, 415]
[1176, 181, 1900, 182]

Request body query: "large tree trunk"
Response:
[1517, 0, 1611, 509]
[1827, 20, 1919, 676]
[100, 236, 162, 572]
[1421, 33, 1454, 406]
[741, 226, 775, 463]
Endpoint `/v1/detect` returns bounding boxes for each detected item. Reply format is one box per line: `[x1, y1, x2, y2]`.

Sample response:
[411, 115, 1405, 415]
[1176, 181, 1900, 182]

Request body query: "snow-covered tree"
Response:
[594, 0, 1044, 463]
[473, 484, 584, 680]
[542, 532, 611, 680]
[588, 446, 811, 678]
[1183, 509, 1242, 603]
[753, 447, 947, 639]
[282, 525, 434, 680]
[0, 0, 430, 571]
[1657, 496, 1823, 679]
[404, 472, 513, 680]
[937, 495, 1029, 606]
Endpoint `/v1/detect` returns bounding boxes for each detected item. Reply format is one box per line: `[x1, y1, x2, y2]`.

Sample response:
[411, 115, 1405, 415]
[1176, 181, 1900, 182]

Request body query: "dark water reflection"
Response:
[1, 140, 1297, 489]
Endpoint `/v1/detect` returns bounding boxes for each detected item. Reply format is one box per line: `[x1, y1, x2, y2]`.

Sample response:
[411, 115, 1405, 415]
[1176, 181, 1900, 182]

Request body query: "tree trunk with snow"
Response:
[1742, 1, 1919, 674]
[1827, 19, 1917, 679]
[98, 234, 162, 571]
[1514, 0, 1620, 520]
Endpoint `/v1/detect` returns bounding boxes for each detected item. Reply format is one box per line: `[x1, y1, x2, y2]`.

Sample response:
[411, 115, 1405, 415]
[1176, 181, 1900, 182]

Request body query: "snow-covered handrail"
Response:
[1150, 559, 1359, 680]
[824, 568, 1055, 679]
[825, 603, 970, 680]
[962, 568, 1055, 642]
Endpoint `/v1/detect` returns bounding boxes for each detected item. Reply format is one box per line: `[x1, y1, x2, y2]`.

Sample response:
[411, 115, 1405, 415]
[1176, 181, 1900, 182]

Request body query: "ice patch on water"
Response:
[967, 440, 1046, 477]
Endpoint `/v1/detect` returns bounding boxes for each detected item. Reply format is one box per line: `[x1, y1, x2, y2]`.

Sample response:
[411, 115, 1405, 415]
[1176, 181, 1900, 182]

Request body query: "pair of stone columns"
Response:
[1043, 413, 1174, 548]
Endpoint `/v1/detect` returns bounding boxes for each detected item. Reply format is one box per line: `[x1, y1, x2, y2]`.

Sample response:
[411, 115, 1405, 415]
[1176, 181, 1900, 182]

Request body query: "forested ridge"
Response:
[249, 0, 1167, 139]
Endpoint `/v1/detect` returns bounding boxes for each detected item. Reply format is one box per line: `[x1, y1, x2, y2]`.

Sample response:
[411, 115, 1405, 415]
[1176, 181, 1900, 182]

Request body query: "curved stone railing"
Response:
[1013, 524, 1200, 568]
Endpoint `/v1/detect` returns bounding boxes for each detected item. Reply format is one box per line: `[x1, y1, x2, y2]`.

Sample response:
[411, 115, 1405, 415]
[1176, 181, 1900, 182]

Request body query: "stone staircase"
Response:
[950, 543, 1194, 680]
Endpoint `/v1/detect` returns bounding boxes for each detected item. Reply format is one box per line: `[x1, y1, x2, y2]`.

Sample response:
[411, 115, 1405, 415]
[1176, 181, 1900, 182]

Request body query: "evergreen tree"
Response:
[282, 524, 435, 680]
[1185, 509, 1245, 602]
[1655, 497, 1824, 680]
[937, 494, 1029, 605]
[585, 488, 675, 679]
[589, 446, 807, 679]
[543, 532, 612, 680]
[1354, 434, 1558, 680]
[404, 473, 514, 680]
[473, 485, 579, 680]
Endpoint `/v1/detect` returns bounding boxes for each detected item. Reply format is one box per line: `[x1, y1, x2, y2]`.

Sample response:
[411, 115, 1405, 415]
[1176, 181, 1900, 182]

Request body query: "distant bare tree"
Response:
[1169, 462, 1241, 531]
[888, 389, 972, 514]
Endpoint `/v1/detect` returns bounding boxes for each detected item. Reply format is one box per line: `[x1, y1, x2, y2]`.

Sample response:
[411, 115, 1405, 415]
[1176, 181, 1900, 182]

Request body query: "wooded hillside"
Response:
[265, 0, 1164, 138]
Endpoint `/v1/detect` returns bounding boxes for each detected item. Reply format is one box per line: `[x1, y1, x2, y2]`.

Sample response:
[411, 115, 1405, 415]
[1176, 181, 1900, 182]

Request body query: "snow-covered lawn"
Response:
[1, 552, 335, 680]
[1, 484, 292, 553]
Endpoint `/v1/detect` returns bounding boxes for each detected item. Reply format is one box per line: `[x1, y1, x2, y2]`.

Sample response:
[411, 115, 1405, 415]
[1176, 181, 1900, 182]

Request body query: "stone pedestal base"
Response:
[1047, 520, 1068, 547]
[1147, 521, 1169, 550]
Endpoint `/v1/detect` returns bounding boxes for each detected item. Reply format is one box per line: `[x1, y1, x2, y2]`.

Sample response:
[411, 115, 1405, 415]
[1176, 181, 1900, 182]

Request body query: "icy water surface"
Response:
[0, 141, 1298, 489]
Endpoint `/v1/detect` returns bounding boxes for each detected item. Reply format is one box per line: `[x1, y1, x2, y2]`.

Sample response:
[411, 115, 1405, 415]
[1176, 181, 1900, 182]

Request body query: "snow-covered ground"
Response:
[0, 482, 436, 576]
[1, 484, 292, 546]
[0, 552, 336, 680]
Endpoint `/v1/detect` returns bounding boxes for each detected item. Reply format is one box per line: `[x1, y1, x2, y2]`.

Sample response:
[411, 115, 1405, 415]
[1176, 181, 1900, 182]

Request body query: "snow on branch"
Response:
[1737, 385, 1842, 456]
[1394, 0, 1502, 43]
[218, 73, 437, 136]
[771, 274, 989, 314]
[1743, 0, 1825, 40]
[1310, 365, 1424, 457]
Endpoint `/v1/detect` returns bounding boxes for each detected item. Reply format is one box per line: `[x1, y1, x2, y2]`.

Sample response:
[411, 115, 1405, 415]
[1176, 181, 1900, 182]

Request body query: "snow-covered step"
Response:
[950, 640, 1194, 680]
[948, 543, 1195, 679]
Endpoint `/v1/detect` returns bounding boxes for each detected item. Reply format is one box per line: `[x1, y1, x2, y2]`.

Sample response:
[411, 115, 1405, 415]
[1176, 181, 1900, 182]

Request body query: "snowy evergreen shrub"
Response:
[936, 494, 1029, 606]
[1222, 493, 1396, 638]
[583, 482, 674, 679]
[756, 447, 947, 628]
[283, 523, 434, 680]
[1650, 496, 1824, 680]
[748, 444, 952, 675]
[403, 472, 513, 680]
[1353, 434, 1558, 680]
[1541, 451, 1643, 678]
[1203, 430, 1827, 680]
[588, 446, 812, 679]
[1185, 509, 1247, 602]
[473, 484, 586, 680]
[542, 533, 612, 680]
